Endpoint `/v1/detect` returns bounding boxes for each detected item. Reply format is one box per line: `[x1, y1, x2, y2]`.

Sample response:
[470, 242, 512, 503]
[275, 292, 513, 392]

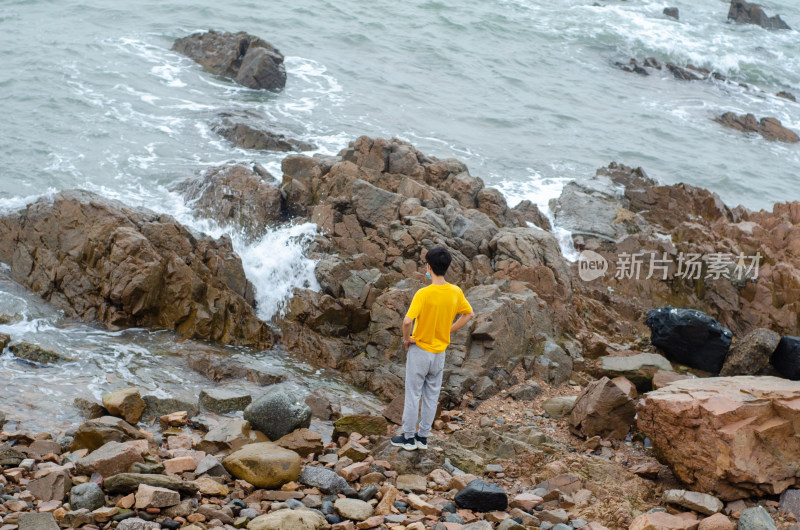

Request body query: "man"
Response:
[390, 246, 474, 451]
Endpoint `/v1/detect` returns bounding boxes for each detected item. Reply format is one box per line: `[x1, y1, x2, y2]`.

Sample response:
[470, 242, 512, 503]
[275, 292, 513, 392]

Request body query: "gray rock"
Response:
[334, 498, 373, 521]
[195, 455, 229, 477]
[462, 522, 493, 530]
[497, 520, 525, 530]
[244, 385, 311, 440]
[663, 489, 723, 515]
[18, 513, 59, 530]
[510, 382, 543, 401]
[199, 388, 253, 414]
[739, 506, 777, 530]
[73, 398, 107, 419]
[780, 489, 800, 519]
[69, 482, 105, 511]
[299, 466, 356, 496]
[103, 473, 198, 495]
[663, 7, 679, 19]
[542, 396, 577, 418]
[115, 517, 160, 530]
[239, 508, 259, 520]
[142, 395, 199, 418]
[534, 340, 573, 386]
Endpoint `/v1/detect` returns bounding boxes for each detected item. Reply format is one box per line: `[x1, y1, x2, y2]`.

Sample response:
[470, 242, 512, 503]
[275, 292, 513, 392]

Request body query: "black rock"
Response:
[663, 7, 679, 20]
[325, 515, 341, 525]
[771, 336, 800, 379]
[161, 520, 181, 530]
[510, 383, 543, 402]
[442, 501, 457, 513]
[646, 307, 733, 373]
[454, 479, 508, 512]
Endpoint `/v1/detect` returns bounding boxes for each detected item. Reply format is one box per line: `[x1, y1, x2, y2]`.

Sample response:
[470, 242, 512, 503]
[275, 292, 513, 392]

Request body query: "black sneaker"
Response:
[390, 434, 417, 451]
[415, 434, 428, 450]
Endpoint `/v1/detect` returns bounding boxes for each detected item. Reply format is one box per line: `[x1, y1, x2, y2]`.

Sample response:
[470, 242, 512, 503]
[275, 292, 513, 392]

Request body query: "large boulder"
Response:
[0, 190, 271, 347]
[174, 163, 284, 240]
[728, 0, 791, 30]
[222, 442, 301, 489]
[638, 376, 800, 500]
[720, 328, 780, 376]
[569, 377, 636, 440]
[172, 30, 287, 90]
[646, 307, 733, 374]
[772, 336, 800, 379]
[243, 385, 312, 440]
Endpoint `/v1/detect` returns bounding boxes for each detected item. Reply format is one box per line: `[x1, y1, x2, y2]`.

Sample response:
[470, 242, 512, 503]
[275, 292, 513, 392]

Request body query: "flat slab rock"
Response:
[638, 376, 800, 500]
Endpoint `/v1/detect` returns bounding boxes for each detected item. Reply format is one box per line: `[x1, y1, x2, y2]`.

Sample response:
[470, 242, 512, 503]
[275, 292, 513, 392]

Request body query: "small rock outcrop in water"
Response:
[663, 7, 679, 20]
[638, 376, 800, 500]
[715, 112, 800, 143]
[173, 162, 284, 240]
[172, 30, 287, 90]
[646, 307, 733, 374]
[777, 91, 797, 102]
[211, 111, 316, 152]
[0, 190, 272, 348]
[8, 342, 72, 364]
[728, 0, 791, 30]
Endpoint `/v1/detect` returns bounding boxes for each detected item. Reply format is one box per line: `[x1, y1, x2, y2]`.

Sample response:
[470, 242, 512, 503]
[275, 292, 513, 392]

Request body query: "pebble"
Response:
[326, 514, 341, 524]
[238, 509, 258, 520]
[285, 499, 305, 510]
[358, 485, 378, 502]
[393, 501, 408, 513]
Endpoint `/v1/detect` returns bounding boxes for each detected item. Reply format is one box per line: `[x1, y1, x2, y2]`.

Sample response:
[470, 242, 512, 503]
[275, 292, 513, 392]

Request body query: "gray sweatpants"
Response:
[402, 343, 446, 438]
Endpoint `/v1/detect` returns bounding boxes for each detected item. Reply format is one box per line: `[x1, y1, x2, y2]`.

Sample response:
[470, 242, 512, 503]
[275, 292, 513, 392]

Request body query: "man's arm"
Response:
[403, 316, 415, 350]
[450, 311, 474, 333]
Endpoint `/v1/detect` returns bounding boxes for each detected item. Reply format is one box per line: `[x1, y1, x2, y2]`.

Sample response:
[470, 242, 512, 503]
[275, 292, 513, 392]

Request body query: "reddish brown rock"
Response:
[173, 162, 284, 240]
[74, 441, 144, 477]
[652, 370, 691, 389]
[638, 376, 800, 500]
[0, 190, 272, 347]
[569, 377, 636, 440]
[275, 428, 324, 458]
[630, 511, 699, 530]
[102, 388, 146, 425]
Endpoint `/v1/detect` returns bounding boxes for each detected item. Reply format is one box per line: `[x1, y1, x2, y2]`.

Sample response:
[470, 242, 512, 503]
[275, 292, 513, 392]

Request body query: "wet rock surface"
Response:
[172, 30, 287, 90]
[728, 0, 791, 30]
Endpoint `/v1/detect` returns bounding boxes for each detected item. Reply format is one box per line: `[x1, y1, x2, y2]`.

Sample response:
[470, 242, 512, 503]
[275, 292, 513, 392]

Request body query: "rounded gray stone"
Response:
[69, 482, 106, 511]
[243, 385, 311, 440]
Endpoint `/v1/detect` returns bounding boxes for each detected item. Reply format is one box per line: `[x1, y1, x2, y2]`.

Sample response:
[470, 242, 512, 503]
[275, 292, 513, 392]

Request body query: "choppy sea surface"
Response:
[0, 0, 798, 430]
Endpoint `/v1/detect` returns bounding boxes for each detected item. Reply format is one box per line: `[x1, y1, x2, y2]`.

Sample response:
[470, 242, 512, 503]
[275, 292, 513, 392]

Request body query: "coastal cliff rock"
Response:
[0, 190, 272, 347]
[173, 162, 284, 240]
[554, 162, 800, 353]
[179, 136, 570, 404]
[172, 30, 287, 90]
[728, 0, 791, 30]
[638, 376, 800, 500]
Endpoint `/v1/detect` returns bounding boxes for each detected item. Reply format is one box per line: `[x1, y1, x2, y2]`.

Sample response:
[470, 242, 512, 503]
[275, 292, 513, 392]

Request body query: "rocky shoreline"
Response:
[3, 22, 800, 530]
[2, 134, 800, 530]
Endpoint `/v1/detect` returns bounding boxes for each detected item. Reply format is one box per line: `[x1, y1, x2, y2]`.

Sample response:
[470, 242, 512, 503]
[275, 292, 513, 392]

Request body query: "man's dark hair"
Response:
[425, 246, 452, 276]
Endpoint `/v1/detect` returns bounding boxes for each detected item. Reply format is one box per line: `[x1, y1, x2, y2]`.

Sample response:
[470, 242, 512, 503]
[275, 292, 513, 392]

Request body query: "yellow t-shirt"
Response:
[406, 283, 473, 353]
